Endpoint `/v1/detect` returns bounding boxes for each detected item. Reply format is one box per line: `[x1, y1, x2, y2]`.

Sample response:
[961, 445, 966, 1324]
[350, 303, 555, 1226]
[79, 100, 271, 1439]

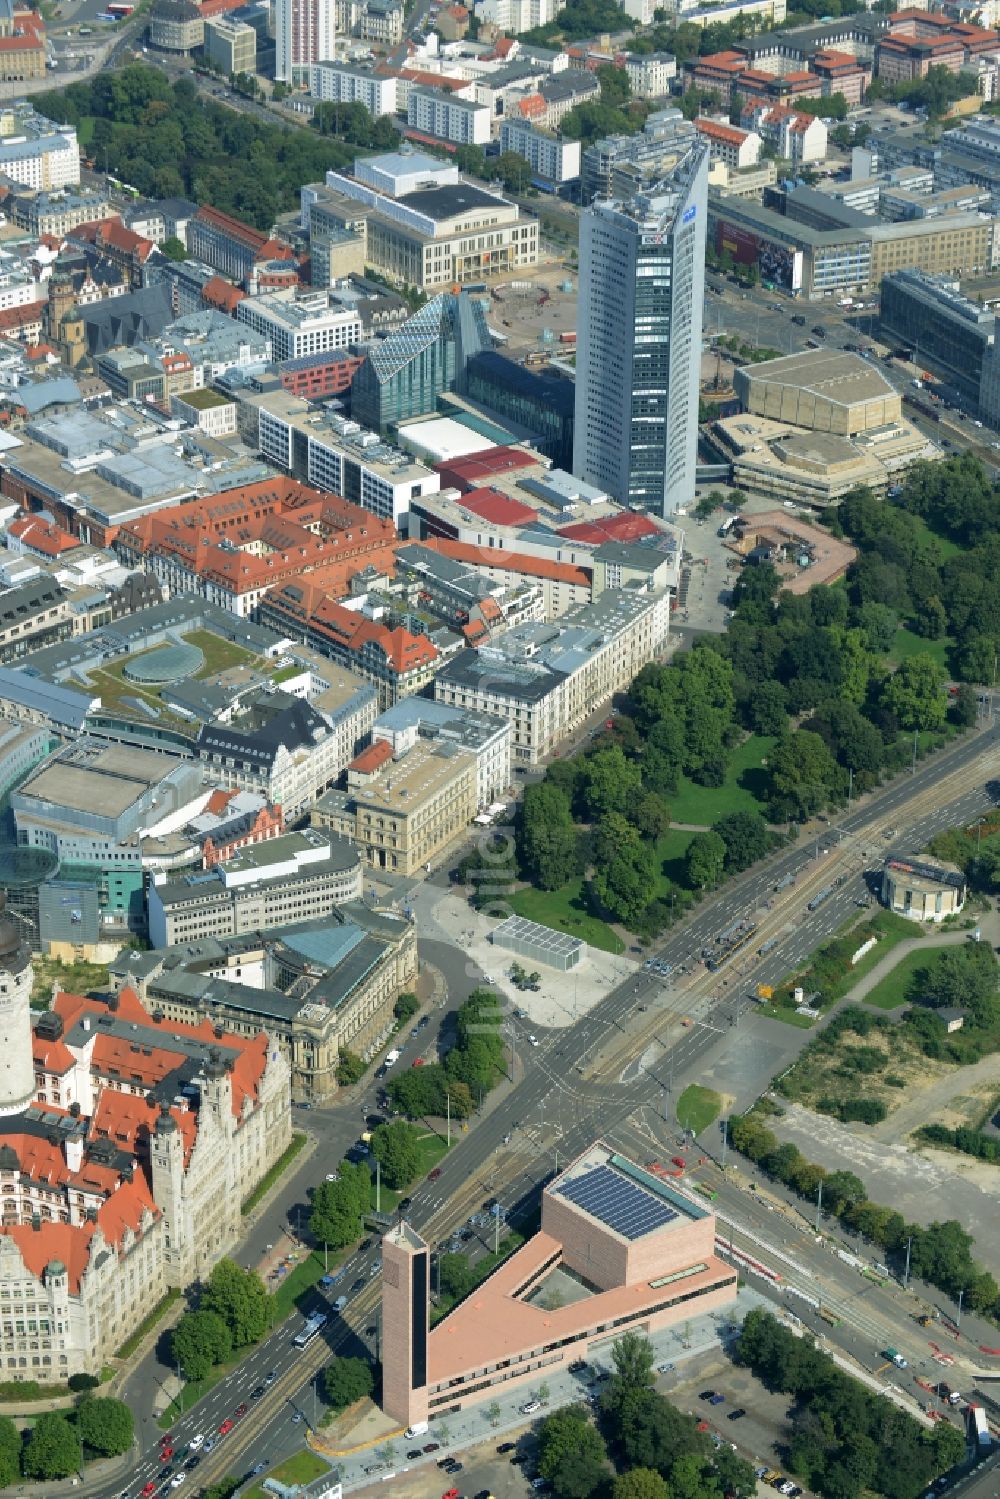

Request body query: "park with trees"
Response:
[0, 1390, 134, 1484]
[453, 458, 1000, 948]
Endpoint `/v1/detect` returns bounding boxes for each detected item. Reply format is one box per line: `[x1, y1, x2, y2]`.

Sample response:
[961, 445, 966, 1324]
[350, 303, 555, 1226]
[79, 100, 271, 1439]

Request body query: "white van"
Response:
[404, 1421, 429, 1439]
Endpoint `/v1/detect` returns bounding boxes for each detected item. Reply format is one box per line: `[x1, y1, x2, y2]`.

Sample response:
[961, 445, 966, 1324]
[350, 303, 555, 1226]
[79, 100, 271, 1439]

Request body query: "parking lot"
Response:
[352, 1333, 806, 1499]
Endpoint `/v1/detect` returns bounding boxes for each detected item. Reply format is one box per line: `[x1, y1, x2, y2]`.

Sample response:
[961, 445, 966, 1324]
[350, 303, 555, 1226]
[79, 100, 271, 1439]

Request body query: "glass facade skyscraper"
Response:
[573, 140, 708, 517]
[351, 291, 491, 436]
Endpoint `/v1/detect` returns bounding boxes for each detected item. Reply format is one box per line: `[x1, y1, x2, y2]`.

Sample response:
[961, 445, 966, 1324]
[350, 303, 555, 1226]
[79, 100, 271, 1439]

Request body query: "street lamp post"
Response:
[956, 1288, 965, 1332]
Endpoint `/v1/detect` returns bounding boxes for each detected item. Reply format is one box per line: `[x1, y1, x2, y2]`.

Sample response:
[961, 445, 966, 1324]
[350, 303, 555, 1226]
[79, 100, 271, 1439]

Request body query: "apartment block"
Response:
[407, 87, 491, 146]
[310, 60, 398, 115]
[499, 120, 581, 184]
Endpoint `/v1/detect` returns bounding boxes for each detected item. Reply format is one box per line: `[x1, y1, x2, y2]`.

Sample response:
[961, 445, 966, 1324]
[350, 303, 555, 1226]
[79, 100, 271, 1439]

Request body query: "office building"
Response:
[188, 207, 291, 285]
[310, 60, 398, 115]
[381, 1141, 736, 1426]
[434, 589, 671, 764]
[624, 52, 677, 99]
[147, 828, 363, 947]
[0, 976, 291, 1377]
[499, 121, 581, 186]
[574, 140, 708, 517]
[236, 292, 360, 362]
[238, 388, 441, 528]
[407, 88, 490, 147]
[204, 15, 257, 74]
[112, 903, 416, 1103]
[462, 350, 575, 471]
[276, 0, 336, 81]
[312, 737, 479, 876]
[582, 109, 696, 213]
[695, 118, 761, 170]
[351, 291, 490, 435]
[880, 269, 999, 424]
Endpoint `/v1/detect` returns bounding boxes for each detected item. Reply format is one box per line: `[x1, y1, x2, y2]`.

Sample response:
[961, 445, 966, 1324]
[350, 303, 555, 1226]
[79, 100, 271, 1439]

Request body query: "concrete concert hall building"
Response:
[381, 1142, 737, 1426]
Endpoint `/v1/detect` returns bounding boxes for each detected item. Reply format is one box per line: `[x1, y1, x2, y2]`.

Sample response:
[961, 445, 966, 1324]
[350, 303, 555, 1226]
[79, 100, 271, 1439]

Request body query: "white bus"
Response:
[292, 1312, 328, 1349]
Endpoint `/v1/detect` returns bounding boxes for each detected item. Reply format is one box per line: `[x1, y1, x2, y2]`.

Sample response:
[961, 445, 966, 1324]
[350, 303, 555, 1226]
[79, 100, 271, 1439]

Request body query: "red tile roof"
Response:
[349, 739, 394, 773]
[695, 118, 751, 145]
[434, 447, 542, 489]
[459, 487, 538, 527]
[5, 1221, 96, 1295]
[0, 300, 44, 334]
[558, 511, 660, 544]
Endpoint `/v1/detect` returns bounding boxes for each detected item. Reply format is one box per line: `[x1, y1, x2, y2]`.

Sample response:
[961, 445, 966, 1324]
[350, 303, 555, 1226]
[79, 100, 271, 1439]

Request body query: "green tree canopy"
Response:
[310, 1161, 371, 1249]
[370, 1120, 420, 1189]
[880, 654, 946, 732]
[0, 1416, 20, 1488]
[323, 1355, 374, 1412]
[519, 781, 580, 889]
[614, 1471, 671, 1499]
[201, 1258, 269, 1346]
[685, 830, 727, 890]
[172, 1309, 233, 1381]
[23, 1412, 82, 1481]
[77, 1396, 134, 1457]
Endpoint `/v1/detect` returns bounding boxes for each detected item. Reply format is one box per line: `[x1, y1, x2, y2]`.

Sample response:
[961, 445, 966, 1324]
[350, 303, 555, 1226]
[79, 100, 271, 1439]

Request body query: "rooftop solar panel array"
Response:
[555, 1164, 677, 1240]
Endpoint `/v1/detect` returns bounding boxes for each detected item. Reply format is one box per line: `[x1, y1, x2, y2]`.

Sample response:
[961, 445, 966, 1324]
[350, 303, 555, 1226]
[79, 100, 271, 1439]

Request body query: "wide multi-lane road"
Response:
[115, 721, 1000, 1498]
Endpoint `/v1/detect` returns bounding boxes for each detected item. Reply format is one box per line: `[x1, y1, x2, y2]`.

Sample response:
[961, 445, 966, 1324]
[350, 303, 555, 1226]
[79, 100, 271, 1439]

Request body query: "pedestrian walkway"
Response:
[846, 928, 974, 1009]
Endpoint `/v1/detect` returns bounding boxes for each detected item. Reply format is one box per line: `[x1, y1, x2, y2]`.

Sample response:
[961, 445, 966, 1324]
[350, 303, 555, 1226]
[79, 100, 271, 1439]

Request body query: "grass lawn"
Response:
[667, 735, 777, 826]
[243, 1451, 330, 1499]
[376, 1132, 450, 1212]
[862, 943, 954, 1010]
[676, 1084, 722, 1134]
[431, 1230, 526, 1324]
[757, 1004, 816, 1028]
[890, 626, 952, 672]
[508, 880, 624, 954]
[653, 828, 696, 891]
[185, 628, 261, 677]
[242, 1131, 308, 1215]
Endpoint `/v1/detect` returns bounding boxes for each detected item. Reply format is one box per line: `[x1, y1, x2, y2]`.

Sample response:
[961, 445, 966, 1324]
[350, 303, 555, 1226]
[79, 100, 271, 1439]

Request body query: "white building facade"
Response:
[499, 120, 581, 183]
[310, 60, 398, 114]
[407, 87, 491, 146]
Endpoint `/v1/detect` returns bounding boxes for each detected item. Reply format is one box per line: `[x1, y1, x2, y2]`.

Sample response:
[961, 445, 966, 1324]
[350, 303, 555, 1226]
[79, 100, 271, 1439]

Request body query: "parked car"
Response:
[727, 1408, 746, 1421]
[520, 1399, 541, 1415]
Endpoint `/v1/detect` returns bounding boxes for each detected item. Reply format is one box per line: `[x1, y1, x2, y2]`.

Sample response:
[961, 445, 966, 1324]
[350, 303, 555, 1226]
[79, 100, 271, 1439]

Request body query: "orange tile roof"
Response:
[206, 787, 237, 815]
[349, 739, 394, 773]
[517, 93, 546, 118]
[53, 986, 270, 1118]
[202, 276, 246, 314]
[91, 1087, 197, 1168]
[694, 49, 749, 71]
[399, 67, 469, 91]
[32, 1032, 75, 1073]
[193, 205, 269, 253]
[463, 619, 489, 643]
[696, 117, 751, 145]
[420, 537, 590, 589]
[5, 1221, 96, 1295]
[7, 515, 80, 555]
[269, 586, 439, 676]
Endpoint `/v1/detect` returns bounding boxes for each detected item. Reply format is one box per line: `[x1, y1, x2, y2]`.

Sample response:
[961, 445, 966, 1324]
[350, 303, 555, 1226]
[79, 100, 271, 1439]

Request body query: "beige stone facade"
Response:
[312, 740, 479, 876]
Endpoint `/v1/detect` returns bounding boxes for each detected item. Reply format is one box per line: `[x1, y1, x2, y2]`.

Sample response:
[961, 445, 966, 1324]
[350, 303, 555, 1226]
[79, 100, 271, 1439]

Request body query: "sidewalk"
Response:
[328, 1289, 773, 1491]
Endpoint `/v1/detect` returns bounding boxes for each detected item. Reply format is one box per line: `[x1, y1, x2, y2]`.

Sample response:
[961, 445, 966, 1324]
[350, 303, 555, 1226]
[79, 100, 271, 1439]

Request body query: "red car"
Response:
[671, 1156, 686, 1169]
[412, 1057, 425, 1067]
[443, 1490, 462, 1499]
[143, 1484, 156, 1497]
[234, 1403, 248, 1419]
[428, 1167, 442, 1181]
[159, 1448, 173, 1463]
[218, 1419, 234, 1436]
